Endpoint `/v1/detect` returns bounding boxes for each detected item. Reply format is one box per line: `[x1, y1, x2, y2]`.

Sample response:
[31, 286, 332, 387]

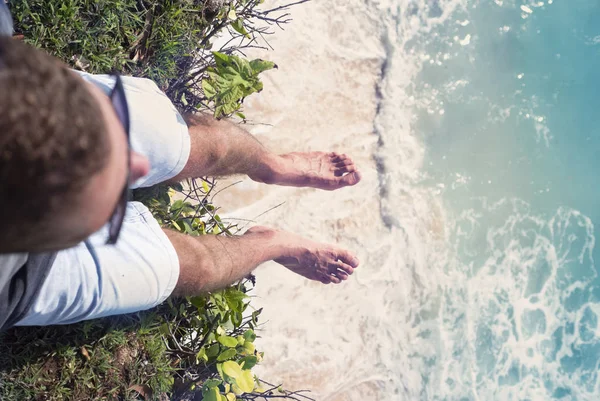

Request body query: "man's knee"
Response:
[183, 112, 214, 127]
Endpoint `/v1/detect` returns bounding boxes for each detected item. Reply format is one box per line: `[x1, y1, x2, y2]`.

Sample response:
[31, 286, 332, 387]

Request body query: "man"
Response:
[0, 35, 361, 330]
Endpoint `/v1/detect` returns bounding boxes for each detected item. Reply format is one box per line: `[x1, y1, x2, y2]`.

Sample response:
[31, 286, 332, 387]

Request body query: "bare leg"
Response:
[169, 113, 361, 190]
[165, 226, 359, 297]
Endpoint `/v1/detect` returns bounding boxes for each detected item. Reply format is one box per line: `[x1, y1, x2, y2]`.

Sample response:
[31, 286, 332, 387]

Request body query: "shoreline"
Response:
[215, 0, 390, 399]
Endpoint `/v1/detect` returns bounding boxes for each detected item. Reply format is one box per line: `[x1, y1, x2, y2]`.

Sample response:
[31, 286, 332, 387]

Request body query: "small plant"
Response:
[134, 179, 233, 236]
[202, 52, 277, 119]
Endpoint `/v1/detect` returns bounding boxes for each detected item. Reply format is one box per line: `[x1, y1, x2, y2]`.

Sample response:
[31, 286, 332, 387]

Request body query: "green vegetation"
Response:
[0, 1, 313, 400]
[10, 0, 281, 114]
[203, 52, 276, 119]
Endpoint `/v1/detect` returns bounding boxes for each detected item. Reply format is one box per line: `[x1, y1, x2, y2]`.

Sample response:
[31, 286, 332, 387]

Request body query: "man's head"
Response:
[0, 37, 149, 252]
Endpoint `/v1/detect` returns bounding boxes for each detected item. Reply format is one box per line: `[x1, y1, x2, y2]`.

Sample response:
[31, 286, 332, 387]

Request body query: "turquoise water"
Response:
[405, 0, 600, 398]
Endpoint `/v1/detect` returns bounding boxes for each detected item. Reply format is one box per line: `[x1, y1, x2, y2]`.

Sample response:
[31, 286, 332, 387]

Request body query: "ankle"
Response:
[249, 153, 282, 185]
[244, 226, 292, 260]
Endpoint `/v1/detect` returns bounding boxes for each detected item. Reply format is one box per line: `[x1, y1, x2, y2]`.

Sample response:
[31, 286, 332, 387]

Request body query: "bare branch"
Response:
[260, 0, 311, 16]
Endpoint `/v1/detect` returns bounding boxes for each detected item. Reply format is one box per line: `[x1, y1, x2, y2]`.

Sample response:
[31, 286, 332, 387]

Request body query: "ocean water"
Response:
[382, 0, 600, 399]
[219, 0, 600, 399]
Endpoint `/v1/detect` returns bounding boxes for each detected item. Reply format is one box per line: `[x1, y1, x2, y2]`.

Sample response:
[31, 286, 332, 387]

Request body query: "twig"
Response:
[260, 0, 311, 16]
[211, 180, 244, 200]
[238, 202, 286, 232]
[194, 317, 219, 350]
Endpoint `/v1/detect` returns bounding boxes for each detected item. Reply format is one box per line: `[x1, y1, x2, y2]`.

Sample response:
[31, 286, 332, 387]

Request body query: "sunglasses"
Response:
[106, 73, 131, 245]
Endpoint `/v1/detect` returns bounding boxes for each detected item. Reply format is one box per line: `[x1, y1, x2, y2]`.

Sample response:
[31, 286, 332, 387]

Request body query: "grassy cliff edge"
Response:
[0, 1, 312, 400]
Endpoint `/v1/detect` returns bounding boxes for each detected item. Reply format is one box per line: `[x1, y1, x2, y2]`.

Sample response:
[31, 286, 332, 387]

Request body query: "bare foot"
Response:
[247, 226, 360, 284]
[253, 152, 362, 190]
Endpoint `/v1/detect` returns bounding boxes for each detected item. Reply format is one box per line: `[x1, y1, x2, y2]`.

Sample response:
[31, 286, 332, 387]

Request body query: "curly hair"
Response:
[0, 37, 109, 251]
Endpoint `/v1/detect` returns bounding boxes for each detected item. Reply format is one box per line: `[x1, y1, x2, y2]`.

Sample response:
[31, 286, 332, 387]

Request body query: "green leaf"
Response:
[171, 199, 185, 211]
[213, 51, 230, 65]
[219, 86, 244, 106]
[231, 18, 249, 38]
[206, 344, 220, 358]
[182, 204, 196, 214]
[225, 288, 247, 302]
[236, 370, 255, 393]
[222, 361, 243, 379]
[190, 296, 206, 309]
[243, 330, 256, 343]
[240, 355, 258, 370]
[202, 80, 217, 98]
[183, 220, 195, 235]
[232, 311, 243, 327]
[249, 59, 276, 74]
[196, 348, 208, 363]
[170, 182, 184, 192]
[251, 308, 262, 326]
[226, 393, 236, 401]
[159, 323, 170, 336]
[227, 9, 237, 20]
[221, 102, 240, 116]
[243, 342, 255, 355]
[231, 384, 243, 395]
[203, 379, 223, 389]
[217, 349, 237, 361]
[239, 58, 254, 79]
[218, 335, 238, 348]
[202, 387, 220, 401]
[207, 70, 223, 83]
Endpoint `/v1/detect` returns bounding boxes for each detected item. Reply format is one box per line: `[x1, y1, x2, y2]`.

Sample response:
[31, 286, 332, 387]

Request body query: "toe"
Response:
[334, 164, 357, 177]
[335, 159, 354, 168]
[329, 261, 354, 275]
[337, 272, 350, 280]
[337, 171, 361, 187]
[331, 153, 349, 163]
[329, 275, 342, 284]
[332, 268, 350, 280]
[337, 249, 360, 268]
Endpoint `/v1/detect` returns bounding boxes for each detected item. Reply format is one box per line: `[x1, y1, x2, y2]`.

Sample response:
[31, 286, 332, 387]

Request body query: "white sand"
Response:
[213, 0, 395, 399]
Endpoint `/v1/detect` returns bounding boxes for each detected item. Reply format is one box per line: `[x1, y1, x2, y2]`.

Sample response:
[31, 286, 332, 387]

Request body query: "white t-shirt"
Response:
[0, 253, 28, 273]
